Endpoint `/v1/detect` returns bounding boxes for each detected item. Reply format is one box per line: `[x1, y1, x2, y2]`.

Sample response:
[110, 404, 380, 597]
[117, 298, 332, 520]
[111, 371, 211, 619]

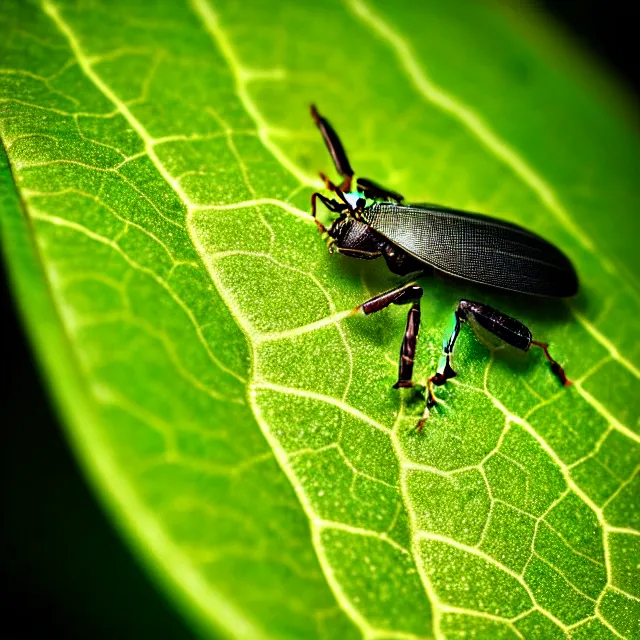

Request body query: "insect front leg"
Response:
[352, 283, 424, 389]
[311, 192, 342, 233]
[310, 104, 354, 192]
[318, 172, 353, 212]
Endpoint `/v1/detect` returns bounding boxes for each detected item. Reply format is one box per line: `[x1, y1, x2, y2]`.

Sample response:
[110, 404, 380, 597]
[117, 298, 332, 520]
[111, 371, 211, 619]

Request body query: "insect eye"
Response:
[356, 198, 366, 209]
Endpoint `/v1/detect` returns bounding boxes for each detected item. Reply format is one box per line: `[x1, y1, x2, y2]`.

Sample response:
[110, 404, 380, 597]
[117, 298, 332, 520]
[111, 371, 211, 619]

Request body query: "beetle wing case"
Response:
[364, 203, 578, 297]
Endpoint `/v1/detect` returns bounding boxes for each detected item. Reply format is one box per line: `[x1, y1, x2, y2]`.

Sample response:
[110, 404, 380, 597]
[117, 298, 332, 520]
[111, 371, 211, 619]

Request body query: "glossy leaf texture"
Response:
[1, 1, 639, 638]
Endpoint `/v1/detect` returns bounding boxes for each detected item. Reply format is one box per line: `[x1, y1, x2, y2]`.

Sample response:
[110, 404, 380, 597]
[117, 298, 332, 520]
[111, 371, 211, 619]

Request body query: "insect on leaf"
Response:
[1, 0, 639, 638]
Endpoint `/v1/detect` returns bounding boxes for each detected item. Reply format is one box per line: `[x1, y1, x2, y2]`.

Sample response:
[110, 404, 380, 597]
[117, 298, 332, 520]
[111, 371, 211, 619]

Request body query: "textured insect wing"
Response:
[364, 203, 579, 297]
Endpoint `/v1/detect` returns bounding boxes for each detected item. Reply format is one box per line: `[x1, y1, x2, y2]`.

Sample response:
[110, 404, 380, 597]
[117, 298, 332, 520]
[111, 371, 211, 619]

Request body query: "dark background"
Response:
[2, 3, 638, 639]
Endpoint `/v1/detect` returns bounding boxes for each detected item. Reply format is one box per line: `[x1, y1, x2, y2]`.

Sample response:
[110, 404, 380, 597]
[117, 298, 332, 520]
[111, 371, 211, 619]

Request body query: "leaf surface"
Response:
[1, 1, 639, 638]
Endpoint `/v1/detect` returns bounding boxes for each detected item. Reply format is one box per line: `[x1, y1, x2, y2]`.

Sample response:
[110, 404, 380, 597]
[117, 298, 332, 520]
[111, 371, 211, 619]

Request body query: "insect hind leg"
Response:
[459, 300, 572, 387]
[418, 299, 572, 431]
[425, 307, 463, 405]
[409, 308, 463, 433]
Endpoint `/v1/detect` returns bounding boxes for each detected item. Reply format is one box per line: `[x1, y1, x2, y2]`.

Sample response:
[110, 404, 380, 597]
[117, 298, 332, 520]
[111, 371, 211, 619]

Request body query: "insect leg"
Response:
[425, 307, 463, 405]
[458, 301, 572, 387]
[412, 303, 466, 433]
[311, 192, 342, 233]
[421, 300, 572, 429]
[352, 283, 424, 388]
[319, 172, 352, 210]
[356, 177, 404, 204]
[530, 341, 572, 387]
[311, 104, 354, 192]
[334, 247, 381, 259]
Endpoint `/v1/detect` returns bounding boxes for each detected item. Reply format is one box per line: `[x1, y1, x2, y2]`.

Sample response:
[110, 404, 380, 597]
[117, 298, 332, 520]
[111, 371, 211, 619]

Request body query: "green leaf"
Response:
[2, 1, 639, 638]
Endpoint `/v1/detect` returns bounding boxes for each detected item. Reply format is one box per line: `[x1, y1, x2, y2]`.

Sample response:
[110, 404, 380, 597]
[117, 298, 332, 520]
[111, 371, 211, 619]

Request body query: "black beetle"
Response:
[309, 105, 578, 430]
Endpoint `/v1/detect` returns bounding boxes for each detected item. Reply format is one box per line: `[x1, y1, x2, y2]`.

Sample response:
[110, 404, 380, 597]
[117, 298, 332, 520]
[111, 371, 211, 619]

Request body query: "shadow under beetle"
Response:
[309, 105, 578, 431]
